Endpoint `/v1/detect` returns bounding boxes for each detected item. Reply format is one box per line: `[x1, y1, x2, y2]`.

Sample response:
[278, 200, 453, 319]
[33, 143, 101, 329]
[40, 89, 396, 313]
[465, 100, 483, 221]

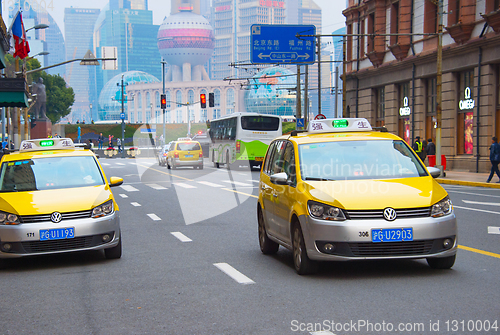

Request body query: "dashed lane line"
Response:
[453, 205, 500, 215]
[447, 190, 500, 198]
[171, 232, 192, 242]
[222, 180, 253, 186]
[146, 183, 168, 190]
[488, 226, 500, 234]
[119, 194, 128, 198]
[131, 202, 141, 207]
[173, 182, 197, 189]
[196, 181, 224, 187]
[213, 263, 255, 285]
[221, 188, 258, 199]
[462, 200, 500, 206]
[120, 185, 139, 192]
[147, 213, 162, 221]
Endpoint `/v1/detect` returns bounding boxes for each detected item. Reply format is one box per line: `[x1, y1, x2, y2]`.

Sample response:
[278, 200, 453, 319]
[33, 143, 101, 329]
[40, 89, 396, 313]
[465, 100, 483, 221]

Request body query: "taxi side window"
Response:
[263, 140, 281, 175]
[282, 142, 296, 185]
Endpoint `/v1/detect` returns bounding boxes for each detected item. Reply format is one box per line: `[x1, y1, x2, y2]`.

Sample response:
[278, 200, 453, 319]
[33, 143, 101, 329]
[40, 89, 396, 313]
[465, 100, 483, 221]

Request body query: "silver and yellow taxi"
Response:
[0, 138, 123, 265]
[257, 118, 457, 274]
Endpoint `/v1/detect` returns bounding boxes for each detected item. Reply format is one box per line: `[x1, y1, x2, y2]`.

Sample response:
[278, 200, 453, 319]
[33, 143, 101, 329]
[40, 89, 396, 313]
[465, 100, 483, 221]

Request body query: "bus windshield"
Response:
[241, 116, 280, 131]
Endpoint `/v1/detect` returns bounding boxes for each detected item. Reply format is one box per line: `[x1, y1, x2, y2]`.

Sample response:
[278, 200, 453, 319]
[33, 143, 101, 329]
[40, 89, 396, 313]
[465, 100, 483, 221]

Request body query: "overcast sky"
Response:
[3, 0, 346, 37]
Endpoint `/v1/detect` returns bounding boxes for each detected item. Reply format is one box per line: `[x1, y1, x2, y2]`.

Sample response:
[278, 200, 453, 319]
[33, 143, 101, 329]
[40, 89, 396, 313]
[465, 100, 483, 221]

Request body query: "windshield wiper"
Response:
[304, 177, 336, 181]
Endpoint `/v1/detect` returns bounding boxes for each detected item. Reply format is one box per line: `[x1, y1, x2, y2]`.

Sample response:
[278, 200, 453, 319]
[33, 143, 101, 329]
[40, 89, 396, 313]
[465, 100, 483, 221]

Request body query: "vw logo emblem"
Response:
[50, 212, 62, 223]
[383, 208, 397, 221]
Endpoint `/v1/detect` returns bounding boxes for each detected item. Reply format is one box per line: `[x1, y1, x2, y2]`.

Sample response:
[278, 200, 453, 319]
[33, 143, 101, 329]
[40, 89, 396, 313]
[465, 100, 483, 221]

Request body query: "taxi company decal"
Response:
[399, 97, 411, 116]
[459, 87, 475, 110]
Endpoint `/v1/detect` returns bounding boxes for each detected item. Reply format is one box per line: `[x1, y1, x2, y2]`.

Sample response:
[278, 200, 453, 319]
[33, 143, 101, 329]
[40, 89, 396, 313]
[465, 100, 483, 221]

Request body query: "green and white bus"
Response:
[209, 113, 282, 169]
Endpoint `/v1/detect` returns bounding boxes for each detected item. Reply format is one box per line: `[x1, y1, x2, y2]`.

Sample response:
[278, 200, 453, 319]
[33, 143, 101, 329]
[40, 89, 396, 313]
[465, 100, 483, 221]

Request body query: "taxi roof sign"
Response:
[19, 138, 75, 152]
[307, 118, 372, 133]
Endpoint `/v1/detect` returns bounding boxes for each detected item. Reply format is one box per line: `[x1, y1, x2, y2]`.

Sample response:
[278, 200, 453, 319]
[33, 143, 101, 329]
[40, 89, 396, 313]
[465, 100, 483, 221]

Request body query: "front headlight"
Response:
[0, 211, 20, 225]
[92, 200, 114, 218]
[431, 196, 453, 217]
[308, 200, 346, 221]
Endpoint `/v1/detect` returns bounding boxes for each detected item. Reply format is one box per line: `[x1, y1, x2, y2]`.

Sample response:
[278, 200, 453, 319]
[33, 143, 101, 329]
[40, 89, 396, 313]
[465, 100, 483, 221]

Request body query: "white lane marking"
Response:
[101, 163, 111, 166]
[116, 162, 125, 166]
[124, 174, 139, 177]
[222, 180, 252, 186]
[311, 332, 336, 335]
[174, 182, 196, 189]
[213, 263, 255, 285]
[119, 194, 128, 198]
[171, 232, 192, 242]
[488, 226, 500, 234]
[462, 200, 500, 206]
[453, 205, 500, 215]
[447, 190, 500, 198]
[147, 213, 162, 221]
[146, 183, 168, 190]
[131, 202, 141, 207]
[120, 185, 139, 192]
[197, 181, 224, 187]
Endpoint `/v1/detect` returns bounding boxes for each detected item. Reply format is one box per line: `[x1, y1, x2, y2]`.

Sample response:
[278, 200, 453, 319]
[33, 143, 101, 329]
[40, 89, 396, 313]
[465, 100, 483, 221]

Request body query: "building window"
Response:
[359, 19, 365, 57]
[166, 91, 171, 109]
[155, 92, 160, 108]
[227, 88, 235, 114]
[457, 70, 474, 155]
[390, 1, 400, 45]
[486, 0, 500, 13]
[347, 23, 353, 61]
[214, 89, 221, 107]
[176, 90, 182, 107]
[367, 13, 375, 53]
[376, 87, 385, 127]
[448, 0, 461, 26]
[188, 90, 194, 105]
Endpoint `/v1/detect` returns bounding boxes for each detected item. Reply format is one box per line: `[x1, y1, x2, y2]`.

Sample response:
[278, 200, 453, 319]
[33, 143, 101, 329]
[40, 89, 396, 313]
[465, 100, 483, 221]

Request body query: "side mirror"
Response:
[427, 166, 441, 178]
[109, 177, 124, 187]
[270, 172, 288, 185]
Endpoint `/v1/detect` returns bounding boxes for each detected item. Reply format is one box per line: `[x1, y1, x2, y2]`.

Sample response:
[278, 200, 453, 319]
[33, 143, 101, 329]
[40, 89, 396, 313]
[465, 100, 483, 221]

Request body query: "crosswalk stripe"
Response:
[171, 232, 192, 242]
[197, 181, 224, 187]
[131, 202, 141, 207]
[146, 183, 168, 190]
[488, 226, 500, 234]
[116, 162, 125, 166]
[119, 194, 128, 198]
[147, 213, 161, 221]
[213, 263, 255, 285]
[101, 163, 111, 166]
[222, 180, 252, 186]
[120, 185, 139, 192]
[174, 182, 197, 189]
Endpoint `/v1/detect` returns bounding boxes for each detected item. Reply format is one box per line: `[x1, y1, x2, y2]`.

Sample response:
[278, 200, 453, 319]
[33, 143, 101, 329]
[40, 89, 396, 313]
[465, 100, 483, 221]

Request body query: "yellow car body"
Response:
[257, 118, 457, 274]
[167, 140, 204, 169]
[0, 138, 123, 261]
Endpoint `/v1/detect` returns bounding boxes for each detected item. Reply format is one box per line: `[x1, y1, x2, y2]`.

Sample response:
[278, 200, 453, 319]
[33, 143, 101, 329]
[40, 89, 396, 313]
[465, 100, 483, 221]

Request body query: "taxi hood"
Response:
[0, 185, 113, 215]
[303, 177, 447, 210]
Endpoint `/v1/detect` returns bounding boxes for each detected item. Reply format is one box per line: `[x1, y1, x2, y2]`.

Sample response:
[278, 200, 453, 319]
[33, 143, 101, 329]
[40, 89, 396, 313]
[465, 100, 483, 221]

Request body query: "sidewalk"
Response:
[437, 170, 500, 189]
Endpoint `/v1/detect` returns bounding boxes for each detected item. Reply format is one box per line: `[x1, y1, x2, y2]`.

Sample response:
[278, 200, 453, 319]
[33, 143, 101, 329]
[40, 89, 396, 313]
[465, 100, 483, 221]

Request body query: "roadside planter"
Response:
[127, 147, 141, 157]
[105, 147, 118, 157]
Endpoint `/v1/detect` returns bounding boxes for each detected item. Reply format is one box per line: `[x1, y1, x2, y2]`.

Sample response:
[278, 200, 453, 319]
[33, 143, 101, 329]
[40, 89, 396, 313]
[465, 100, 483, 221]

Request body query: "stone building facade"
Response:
[343, 0, 500, 172]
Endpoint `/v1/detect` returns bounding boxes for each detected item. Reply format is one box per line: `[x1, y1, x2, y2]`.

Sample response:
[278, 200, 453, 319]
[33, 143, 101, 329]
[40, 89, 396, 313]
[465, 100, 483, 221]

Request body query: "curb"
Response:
[436, 178, 500, 189]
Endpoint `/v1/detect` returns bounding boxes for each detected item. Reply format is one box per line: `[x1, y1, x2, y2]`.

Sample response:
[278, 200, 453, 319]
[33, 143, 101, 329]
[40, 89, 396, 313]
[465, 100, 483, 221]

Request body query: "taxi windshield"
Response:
[177, 142, 200, 151]
[0, 156, 105, 192]
[298, 140, 428, 181]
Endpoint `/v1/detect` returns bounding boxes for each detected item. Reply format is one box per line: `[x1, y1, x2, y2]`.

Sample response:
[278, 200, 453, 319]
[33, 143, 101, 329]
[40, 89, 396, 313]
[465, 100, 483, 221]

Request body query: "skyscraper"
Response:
[64, 8, 101, 123]
[92, 0, 162, 119]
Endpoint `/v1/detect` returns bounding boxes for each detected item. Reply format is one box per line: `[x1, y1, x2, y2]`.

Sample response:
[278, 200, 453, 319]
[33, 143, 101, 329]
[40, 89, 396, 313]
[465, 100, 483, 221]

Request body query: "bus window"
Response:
[241, 116, 280, 131]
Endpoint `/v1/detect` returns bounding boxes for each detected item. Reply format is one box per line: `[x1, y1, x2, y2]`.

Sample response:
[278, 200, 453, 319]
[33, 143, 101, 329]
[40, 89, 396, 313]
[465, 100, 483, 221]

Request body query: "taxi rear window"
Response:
[298, 140, 428, 181]
[0, 156, 105, 192]
[177, 142, 201, 151]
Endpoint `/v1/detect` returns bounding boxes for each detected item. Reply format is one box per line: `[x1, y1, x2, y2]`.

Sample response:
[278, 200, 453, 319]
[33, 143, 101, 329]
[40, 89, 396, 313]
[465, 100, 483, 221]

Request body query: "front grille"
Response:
[349, 240, 434, 256]
[20, 210, 92, 223]
[346, 207, 431, 220]
[13, 232, 115, 254]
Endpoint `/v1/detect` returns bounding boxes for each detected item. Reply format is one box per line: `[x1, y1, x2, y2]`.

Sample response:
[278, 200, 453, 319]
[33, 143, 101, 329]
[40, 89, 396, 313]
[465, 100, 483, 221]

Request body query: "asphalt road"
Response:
[1, 158, 499, 335]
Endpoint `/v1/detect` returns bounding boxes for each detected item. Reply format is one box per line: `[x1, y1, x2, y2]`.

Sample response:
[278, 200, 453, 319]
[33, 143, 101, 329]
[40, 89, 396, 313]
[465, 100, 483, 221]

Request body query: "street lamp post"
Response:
[120, 75, 125, 158]
[161, 60, 166, 146]
[90, 103, 93, 123]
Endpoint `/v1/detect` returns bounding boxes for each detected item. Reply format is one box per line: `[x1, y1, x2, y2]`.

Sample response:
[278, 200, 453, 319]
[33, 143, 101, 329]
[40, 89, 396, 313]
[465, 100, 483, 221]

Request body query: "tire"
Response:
[199, 165, 204, 170]
[427, 254, 455, 269]
[292, 223, 317, 275]
[104, 235, 122, 259]
[258, 207, 279, 254]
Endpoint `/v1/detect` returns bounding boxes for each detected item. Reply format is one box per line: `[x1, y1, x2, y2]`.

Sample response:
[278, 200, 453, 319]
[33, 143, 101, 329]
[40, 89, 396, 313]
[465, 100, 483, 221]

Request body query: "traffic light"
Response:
[200, 93, 206, 108]
[160, 94, 167, 109]
[209, 92, 215, 107]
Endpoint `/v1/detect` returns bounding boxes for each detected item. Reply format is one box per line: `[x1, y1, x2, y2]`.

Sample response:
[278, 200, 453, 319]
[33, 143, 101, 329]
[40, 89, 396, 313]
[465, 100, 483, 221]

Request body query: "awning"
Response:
[0, 91, 29, 107]
[0, 77, 29, 107]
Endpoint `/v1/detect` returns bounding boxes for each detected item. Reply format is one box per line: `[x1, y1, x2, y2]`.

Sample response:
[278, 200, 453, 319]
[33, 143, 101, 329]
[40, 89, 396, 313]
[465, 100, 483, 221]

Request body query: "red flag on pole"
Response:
[10, 10, 30, 59]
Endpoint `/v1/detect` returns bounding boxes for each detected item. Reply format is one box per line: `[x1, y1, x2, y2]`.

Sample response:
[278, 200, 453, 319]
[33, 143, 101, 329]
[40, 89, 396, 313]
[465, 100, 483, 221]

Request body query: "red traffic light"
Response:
[200, 93, 207, 108]
[161, 94, 167, 109]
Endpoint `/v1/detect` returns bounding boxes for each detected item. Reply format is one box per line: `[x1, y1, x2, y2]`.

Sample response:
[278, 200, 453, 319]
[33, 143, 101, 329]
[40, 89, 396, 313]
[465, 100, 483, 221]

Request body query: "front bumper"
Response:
[0, 212, 120, 258]
[299, 212, 457, 261]
[173, 157, 203, 167]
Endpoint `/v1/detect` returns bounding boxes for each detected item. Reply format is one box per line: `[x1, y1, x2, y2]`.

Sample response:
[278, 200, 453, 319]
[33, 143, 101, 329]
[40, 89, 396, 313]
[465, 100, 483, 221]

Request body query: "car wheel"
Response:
[427, 254, 456, 269]
[199, 165, 204, 170]
[292, 223, 317, 275]
[104, 235, 122, 259]
[258, 207, 279, 254]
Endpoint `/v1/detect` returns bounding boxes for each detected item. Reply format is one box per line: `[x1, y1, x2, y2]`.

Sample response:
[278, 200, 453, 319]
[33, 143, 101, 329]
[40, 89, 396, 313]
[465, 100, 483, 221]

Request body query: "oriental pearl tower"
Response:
[157, 1, 215, 82]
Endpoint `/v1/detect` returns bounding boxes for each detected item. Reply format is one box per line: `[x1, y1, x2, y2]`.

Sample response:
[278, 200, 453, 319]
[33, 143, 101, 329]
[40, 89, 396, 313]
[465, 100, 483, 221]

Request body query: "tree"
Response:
[4, 54, 75, 123]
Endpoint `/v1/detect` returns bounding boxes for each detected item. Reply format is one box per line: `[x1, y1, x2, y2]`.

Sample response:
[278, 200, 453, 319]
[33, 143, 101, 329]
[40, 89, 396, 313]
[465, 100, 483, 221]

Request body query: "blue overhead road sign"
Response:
[251, 24, 316, 64]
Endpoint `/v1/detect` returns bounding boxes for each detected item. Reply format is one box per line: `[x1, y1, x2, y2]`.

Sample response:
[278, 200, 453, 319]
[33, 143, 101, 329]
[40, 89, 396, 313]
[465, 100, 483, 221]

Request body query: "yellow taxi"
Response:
[166, 140, 204, 170]
[0, 138, 123, 266]
[257, 118, 457, 275]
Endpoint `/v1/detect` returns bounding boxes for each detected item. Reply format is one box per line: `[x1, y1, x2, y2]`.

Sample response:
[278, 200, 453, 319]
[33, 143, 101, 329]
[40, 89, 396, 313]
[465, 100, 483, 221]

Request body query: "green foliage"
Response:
[31, 72, 75, 123]
[282, 122, 297, 134]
